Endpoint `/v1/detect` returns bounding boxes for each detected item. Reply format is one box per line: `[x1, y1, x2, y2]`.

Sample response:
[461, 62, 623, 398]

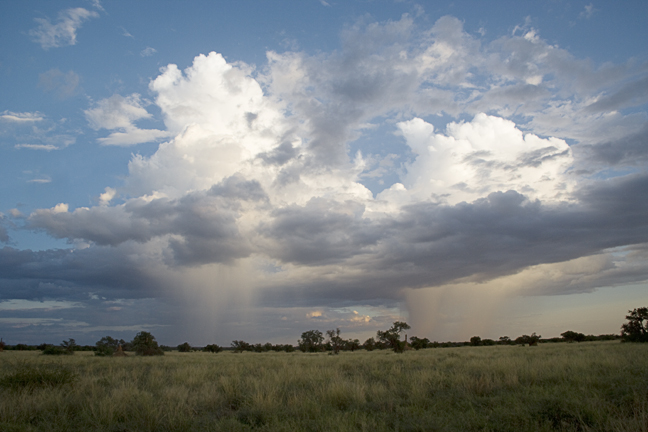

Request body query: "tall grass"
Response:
[0, 342, 646, 431]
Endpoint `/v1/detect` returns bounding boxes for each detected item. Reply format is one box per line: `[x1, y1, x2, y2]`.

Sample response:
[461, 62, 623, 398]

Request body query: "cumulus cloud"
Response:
[29, 8, 99, 49]
[391, 114, 573, 205]
[85, 94, 171, 146]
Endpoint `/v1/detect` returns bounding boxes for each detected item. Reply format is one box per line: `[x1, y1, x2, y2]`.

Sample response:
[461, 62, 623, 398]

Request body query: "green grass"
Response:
[0, 342, 647, 431]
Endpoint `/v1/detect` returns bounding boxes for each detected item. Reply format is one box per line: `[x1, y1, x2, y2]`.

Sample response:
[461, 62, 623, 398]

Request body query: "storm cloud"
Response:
[4, 12, 648, 344]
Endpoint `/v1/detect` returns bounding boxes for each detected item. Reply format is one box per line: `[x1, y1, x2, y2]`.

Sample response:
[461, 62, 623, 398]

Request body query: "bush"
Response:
[231, 340, 252, 353]
[203, 344, 222, 353]
[515, 333, 541, 346]
[0, 365, 76, 390]
[177, 342, 193, 352]
[95, 336, 119, 356]
[42, 345, 72, 356]
[561, 330, 586, 343]
[131, 331, 164, 356]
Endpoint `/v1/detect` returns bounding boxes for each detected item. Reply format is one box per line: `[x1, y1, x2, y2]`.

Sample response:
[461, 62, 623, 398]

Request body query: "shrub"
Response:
[377, 321, 411, 353]
[409, 336, 430, 350]
[177, 342, 193, 352]
[42, 345, 72, 356]
[561, 330, 586, 343]
[363, 337, 376, 351]
[95, 336, 119, 356]
[203, 344, 222, 353]
[131, 331, 164, 356]
[515, 333, 541, 346]
[231, 340, 252, 353]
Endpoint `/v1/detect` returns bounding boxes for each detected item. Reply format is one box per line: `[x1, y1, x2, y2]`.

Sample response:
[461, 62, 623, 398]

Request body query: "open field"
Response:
[1, 341, 647, 431]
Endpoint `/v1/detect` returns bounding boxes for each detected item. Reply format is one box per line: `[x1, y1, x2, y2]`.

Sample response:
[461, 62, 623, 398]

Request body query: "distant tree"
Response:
[299, 330, 324, 353]
[326, 328, 344, 355]
[131, 331, 164, 356]
[345, 338, 361, 352]
[409, 336, 430, 350]
[482, 338, 496, 346]
[561, 331, 586, 343]
[621, 307, 648, 342]
[0, 338, 5, 352]
[177, 342, 193, 352]
[60, 338, 77, 353]
[470, 336, 482, 346]
[498, 336, 512, 345]
[377, 321, 411, 353]
[42, 344, 72, 355]
[95, 336, 119, 356]
[363, 337, 377, 351]
[515, 333, 541, 346]
[231, 340, 251, 353]
[203, 344, 222, 353]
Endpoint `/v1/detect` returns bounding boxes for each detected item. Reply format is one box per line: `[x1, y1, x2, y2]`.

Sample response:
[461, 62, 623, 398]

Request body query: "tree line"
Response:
[1, 307, 645, 354]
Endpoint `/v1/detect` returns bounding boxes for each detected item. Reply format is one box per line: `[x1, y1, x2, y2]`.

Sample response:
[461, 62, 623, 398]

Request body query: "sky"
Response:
[1, 0, 647, 347]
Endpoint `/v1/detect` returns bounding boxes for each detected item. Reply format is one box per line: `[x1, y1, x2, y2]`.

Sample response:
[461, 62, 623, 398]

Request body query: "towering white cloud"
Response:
[391, 114, 573, 205]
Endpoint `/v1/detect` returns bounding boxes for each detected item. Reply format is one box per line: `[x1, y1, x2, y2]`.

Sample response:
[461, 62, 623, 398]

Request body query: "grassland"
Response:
[1, 341, 647, 431]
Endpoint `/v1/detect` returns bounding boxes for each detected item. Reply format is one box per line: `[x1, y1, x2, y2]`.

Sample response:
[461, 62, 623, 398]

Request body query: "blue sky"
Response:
[1, 0, 647, 346]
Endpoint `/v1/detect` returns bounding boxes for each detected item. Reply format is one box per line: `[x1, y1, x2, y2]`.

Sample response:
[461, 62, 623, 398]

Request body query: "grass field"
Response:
[1, 341, 647, 431]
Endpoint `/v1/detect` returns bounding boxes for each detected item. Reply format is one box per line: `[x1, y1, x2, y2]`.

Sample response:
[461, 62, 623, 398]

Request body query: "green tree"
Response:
[470, 336, 482, 346]
[326, 328, 343, 354]
[61, 338, 77, 353]
[131, 331, 164, 356]
[621, 307, 648, 342]
[498, 336, 512, 345]
[345, 338, 361, 352]
[231, 340, 251, 353]
[363, 337, 377, 351]
[515, 333, 541, 346]
[95, 336, 119, 356]
[377, 321, 411, 353]
[561, 330, 586, 343]
[203, 344, 222, 353]
[409, 336, 430, 350]
[177, 342, 193, 352]
[298, 330, 324, 353]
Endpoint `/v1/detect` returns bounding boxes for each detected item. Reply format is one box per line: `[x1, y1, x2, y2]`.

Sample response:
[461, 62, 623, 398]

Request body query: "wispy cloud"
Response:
[15, 144, 58, 151]
[579, 4, 596, 20]
[29, 8, 99, 49]
[140, 47, 157, 57]
[121, 27, 133, 38]
[1, 111, 44, 123]
[27, 176, 52, 184]
[38, 69, 80, 99]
